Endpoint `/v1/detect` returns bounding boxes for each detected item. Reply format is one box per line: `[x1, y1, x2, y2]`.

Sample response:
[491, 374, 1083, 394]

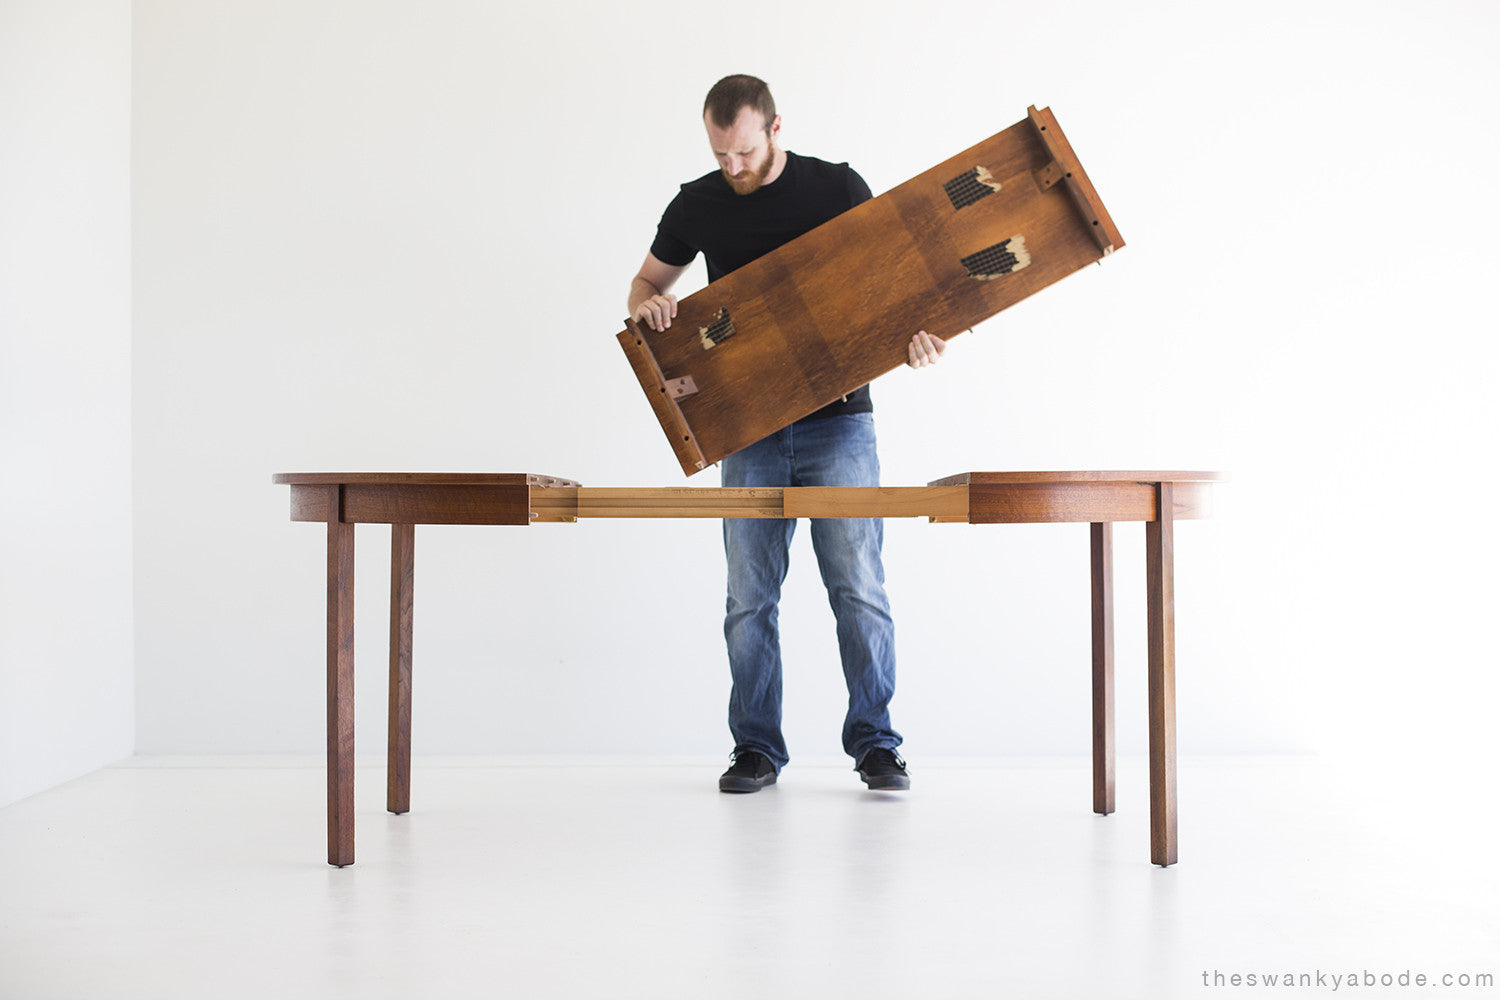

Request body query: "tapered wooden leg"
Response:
[388, 523, 414, 815]
[1090, 522, 1115, 815]
[326, 489, 356, 867]
[1146, 483, 1177, 866]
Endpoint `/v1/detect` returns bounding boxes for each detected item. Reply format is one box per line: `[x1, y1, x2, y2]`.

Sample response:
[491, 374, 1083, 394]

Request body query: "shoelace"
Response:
[728, 751, 766, 775]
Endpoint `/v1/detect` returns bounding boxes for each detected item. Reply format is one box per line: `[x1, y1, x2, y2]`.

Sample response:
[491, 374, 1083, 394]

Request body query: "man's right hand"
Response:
[633, 293, 679, 332]
[628, 252, 690, 331]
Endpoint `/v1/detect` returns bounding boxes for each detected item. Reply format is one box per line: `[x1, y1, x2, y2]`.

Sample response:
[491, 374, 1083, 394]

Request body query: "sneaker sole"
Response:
[719, 774, 777, 793]
[859, 773, 911, 791]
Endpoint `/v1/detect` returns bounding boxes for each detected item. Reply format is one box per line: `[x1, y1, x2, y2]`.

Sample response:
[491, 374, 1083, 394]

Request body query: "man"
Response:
[627, 74, 944, 793]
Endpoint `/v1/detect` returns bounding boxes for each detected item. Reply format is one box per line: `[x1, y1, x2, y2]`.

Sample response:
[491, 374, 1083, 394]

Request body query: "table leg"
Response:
[388, 523, 414, 815]
[326, 488, 356, 867]
[1090, 522, 1115, 815]
[1146, 482, 1178, 866]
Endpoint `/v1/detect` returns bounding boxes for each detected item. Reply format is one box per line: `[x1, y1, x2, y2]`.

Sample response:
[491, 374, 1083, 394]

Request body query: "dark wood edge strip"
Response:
[1026, 105, 1125, 255]
[928, 471, 1228, 485]
[274, 472, 581, 486]
[617, 319, 708, 476]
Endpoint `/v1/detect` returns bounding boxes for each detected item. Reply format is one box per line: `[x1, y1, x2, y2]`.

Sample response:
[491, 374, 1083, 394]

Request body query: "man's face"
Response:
[706, 107, 779, 195]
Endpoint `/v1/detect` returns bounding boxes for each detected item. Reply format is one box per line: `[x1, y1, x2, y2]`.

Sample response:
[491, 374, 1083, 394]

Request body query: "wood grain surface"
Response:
[617, 106, 1124, 475]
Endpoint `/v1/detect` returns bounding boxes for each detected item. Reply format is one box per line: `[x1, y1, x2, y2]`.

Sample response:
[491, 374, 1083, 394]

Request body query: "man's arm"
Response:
[628, 252, 690, 331]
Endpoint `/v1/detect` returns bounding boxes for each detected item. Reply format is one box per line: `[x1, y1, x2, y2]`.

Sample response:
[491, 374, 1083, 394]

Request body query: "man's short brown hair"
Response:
[703, 74, 776, 133]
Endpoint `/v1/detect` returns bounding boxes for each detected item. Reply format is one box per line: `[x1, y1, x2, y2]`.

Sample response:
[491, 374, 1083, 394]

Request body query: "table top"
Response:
[272, 472, 582, 486]
[273, 471, 1226, 525]
[272, 471, 1228, 487]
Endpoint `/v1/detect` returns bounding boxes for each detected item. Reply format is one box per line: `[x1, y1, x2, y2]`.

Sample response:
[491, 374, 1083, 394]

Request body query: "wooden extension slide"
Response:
[617, 105, 1124, 477]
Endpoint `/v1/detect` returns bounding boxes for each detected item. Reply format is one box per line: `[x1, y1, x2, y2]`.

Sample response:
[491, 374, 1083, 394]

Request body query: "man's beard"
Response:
[723, 148, 774, 195]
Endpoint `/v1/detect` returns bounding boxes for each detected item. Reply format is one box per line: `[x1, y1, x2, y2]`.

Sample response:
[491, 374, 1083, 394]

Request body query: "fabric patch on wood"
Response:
[943, 166, 1002, 210]
[961, 236, 1031, 280]
[699, 308, 736, 350]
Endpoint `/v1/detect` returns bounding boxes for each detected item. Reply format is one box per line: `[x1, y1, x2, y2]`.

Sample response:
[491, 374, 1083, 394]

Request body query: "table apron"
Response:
[289, 481, 1212, 525]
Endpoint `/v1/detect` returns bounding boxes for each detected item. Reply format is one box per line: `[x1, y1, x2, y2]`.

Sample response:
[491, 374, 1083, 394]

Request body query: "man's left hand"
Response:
[906, 330, 946, 369]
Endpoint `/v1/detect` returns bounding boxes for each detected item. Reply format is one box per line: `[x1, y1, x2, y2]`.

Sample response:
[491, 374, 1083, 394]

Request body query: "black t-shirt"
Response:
[649, 151, 875, 420]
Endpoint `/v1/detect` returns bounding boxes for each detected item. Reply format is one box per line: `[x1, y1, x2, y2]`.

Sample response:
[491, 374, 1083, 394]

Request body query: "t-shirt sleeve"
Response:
[845, 166, 873, 209]
[648, 193, 699, 267]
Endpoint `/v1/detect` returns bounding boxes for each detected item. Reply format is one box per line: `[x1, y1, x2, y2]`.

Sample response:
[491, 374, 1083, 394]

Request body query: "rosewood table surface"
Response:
[273, 470, 1225, 868]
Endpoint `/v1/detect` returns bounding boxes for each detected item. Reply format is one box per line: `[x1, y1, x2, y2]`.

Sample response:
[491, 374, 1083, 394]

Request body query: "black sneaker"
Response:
[719, 750, 777, 793]
[856, 747, 910, 790]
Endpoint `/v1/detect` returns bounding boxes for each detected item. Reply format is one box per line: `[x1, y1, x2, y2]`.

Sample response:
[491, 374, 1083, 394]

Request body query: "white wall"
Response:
[0, 0, 135, 808]
[131, 1, 1499, 771]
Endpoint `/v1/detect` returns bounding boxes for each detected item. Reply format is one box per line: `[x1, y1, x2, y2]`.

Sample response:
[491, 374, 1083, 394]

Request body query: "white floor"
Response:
[1, 756, 1494, 1000]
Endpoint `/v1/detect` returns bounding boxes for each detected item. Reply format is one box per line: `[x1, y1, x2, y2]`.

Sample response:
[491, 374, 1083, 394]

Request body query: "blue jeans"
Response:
[720, 412, 901, 770]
